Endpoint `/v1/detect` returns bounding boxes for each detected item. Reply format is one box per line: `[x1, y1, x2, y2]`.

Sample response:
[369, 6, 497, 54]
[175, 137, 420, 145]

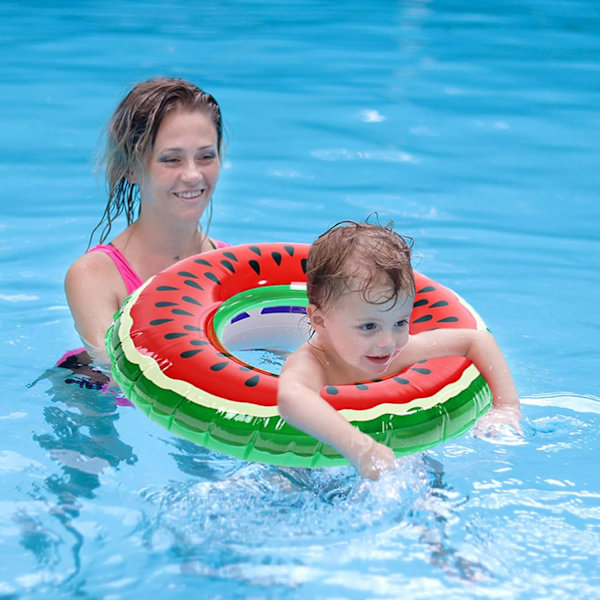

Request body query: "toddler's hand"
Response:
[355, 437, 396, 480]
[474, 404, 522, 437]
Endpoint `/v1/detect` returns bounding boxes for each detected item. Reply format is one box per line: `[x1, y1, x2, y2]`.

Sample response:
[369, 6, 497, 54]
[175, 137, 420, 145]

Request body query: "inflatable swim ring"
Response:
[106, 243, 492, 467]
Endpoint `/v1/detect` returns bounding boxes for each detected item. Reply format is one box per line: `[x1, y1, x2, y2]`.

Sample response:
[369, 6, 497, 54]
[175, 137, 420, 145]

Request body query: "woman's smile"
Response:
[174, 188, 206, 200]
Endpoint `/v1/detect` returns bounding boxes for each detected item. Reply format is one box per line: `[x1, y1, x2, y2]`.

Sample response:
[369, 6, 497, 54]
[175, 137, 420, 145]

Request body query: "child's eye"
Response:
[394, 319, 409, 328]
[359, 323, 377, 331]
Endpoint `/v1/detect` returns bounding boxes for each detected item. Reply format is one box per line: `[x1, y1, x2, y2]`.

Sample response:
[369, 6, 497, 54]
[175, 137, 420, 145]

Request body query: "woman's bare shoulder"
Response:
[65, 251, 128, 350]
[65, 250, 122, 290]
[64, 250, 129, 313]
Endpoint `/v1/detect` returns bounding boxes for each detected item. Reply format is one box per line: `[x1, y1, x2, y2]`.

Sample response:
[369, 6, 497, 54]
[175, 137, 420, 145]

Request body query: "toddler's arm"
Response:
[277, 346, 396, 479]
[404, 329, 522, 431]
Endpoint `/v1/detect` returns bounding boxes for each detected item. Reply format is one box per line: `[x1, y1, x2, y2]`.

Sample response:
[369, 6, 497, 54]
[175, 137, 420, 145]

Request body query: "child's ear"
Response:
[307, 304, 326, 332]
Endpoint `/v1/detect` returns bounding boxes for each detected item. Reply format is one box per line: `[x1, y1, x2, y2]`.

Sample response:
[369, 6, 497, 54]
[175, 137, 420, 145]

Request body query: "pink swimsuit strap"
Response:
[87, 244, 143, 296]
[87, 240, 231, 296]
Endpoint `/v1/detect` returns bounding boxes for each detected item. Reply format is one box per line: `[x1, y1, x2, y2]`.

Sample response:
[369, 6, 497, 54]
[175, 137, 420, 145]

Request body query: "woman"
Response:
[65, 77, 228, 369]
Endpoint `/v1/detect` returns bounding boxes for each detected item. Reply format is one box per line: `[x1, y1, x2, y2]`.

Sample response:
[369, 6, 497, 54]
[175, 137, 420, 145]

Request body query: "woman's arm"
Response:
[278, 347, 396, 479]
[64, 252, 127, 368]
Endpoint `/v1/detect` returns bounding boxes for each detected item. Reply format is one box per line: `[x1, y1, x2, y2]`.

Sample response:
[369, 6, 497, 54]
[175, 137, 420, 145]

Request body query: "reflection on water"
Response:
[134, 453, 495, 590]
[7, 369, 600, 597]
[31, 367, 137, 490]
[229, 347, 291, 375]
[23, 368, 491, 590]
[14, 368, 139, 592]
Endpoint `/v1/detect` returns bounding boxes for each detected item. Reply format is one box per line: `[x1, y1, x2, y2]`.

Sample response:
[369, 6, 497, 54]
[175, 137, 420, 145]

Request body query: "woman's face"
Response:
[135, 108, 220, 222]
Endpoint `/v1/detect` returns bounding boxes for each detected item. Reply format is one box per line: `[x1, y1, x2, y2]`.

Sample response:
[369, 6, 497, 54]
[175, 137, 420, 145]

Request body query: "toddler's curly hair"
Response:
[307, 220, 414, 310]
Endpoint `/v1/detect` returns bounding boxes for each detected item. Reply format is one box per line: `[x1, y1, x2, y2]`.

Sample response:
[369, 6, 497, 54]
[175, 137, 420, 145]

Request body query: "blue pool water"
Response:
[2, 1, 599, 597]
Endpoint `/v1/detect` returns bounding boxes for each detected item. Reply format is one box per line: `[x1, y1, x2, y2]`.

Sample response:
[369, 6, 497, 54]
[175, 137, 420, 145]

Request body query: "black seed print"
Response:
[250, 246, 262, 256]
[418, 286, 436, 293]
[393, 377, 410, 385]
[194, 258, 211, 266]
[437, 316, 459, 323]
[223, 251, 238, 262]
[183, 325, 203, 332]
[190, 340, 209, 346]
[204, 272, 221, 285]
[210, 362, 228, 371]
[172, 309, 194, 316]
[413, 299, 428, 307]
[157, 285, 179, 291]
[245, 375, 260, 387]
[150, 318, 174, 326]
[178, 271, 198, 279]
[430, 301, 449, 308]
[271, 252, 282, 266]
[301, 258, 307, 273]
[182, 296, 202, 306]
[181, 349, 203, 358]
[221, 260, 235, 273]
[165, 332, 188, 339]
[155, 301, 178, 307]
[184, 280, 203, 290]
[325, 386, 339, 395]
[413, 315, 433, 323]
[249, 260, 260, 275]
[411, 367, 431, 375]
[239, 365, 254, 371]
[355, 384, 369, 390]
[284, 245, 294, 256]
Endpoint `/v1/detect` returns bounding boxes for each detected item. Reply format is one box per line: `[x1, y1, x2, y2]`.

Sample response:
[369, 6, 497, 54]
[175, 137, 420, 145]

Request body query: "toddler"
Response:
[277, 221, 521, 480]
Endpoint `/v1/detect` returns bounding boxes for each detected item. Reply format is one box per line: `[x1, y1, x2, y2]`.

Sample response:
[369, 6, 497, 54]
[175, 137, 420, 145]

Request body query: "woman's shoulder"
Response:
[67, 246, 115, 276]
[65, 247, 127, 297]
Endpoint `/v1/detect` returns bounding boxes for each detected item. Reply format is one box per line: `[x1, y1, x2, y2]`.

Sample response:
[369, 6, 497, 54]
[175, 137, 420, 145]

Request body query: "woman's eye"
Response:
[197, 152, 216, 161]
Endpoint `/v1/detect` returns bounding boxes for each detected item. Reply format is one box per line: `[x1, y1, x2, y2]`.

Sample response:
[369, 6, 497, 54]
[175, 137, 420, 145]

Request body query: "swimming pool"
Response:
[2, 0, 599, 597]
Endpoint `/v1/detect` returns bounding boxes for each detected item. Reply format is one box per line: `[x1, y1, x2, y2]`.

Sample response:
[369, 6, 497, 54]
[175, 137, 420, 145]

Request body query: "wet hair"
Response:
[307, 220, 415, 310]
[88, 76, 223, 246]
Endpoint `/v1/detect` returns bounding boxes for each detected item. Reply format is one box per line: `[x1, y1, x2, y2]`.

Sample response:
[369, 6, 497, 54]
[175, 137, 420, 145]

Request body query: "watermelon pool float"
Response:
[106, 243, 492, 467]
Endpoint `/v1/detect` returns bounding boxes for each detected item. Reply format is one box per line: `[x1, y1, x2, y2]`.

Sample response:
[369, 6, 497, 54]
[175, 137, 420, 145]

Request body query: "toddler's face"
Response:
[317, 282, 414, 380]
